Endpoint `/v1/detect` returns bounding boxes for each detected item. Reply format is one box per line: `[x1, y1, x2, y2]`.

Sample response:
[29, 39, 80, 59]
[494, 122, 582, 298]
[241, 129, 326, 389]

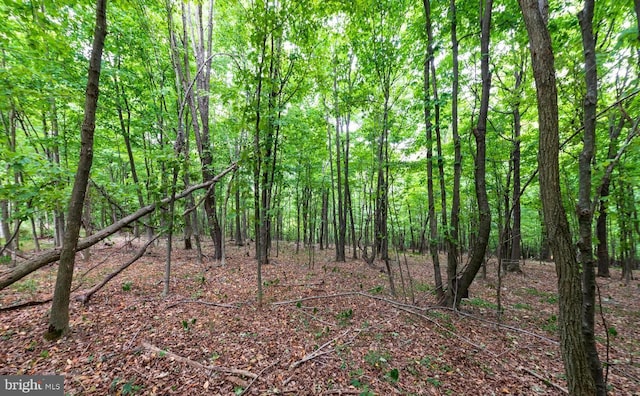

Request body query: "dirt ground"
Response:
[1, 237, 639, 395]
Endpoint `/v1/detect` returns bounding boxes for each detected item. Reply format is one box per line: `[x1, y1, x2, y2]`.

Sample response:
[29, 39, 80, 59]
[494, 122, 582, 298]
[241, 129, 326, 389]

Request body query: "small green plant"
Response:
[607, 326, 618, 337]
[467, 297, 497, 309]
[336, 309, 353, 326]
[385, 368, 400, 383]
[14, 279, 38, 294]
[121, 380, 142, 395]
[40, 350, 49, 358]
[263, 278, 280, 287]
[415, 282, 433, 293]
[181, 318, 196, 332]
[233, 386, 244, 395]
[364, 349, 391, 369]
[512, 303, 532, 310]
[367, 285, 384, 294]
[542, 314, 558, 333]
[427, 377, 441, 387]
[122, 281, 132, 292]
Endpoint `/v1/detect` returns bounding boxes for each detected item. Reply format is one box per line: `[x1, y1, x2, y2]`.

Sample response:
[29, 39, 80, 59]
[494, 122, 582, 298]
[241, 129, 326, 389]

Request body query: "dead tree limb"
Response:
[77, 236, 159, 305]
[0, 162, 237, 291]
[142, 342, 257, 379]
[165, 299, 241, 309]
[289, 329, 357, 369]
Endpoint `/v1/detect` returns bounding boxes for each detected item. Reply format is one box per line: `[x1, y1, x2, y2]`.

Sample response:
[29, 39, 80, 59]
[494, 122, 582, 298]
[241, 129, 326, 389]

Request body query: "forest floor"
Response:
[1, 237, 639, 396]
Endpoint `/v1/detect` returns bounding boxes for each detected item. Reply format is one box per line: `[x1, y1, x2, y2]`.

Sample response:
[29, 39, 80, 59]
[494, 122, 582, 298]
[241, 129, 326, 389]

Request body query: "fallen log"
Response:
[0, 162, 237, 291]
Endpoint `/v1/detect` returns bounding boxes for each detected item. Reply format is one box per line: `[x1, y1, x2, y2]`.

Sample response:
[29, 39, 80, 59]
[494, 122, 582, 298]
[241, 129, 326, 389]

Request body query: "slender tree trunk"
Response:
[46, 0, 107, 340]
[578, 2, 606, 393]
[518, 0, 597, 393]
[452, 0, 493, 307]
[423, 0, 443, 299]
[444, 0, 461, 305]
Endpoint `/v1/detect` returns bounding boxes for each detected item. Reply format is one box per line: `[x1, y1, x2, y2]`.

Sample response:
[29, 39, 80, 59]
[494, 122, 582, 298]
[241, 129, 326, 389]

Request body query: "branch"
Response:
[0, 162, 237, 291]
[289, 329, 357, 369]
[142, 342, 257, 379]
[77, 236, 159, 305]
[165, 299, 241, 309]
[519, 366, 568, 394]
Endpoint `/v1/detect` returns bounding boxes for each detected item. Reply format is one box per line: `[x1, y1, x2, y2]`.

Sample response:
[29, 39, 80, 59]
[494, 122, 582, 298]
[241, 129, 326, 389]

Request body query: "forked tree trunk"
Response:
[518, 0, 597, 393]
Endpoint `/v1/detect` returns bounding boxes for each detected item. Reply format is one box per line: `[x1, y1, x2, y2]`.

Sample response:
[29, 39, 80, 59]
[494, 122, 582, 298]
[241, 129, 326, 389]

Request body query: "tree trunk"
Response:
[46, 0, 107, 340]
[577, 2, 606, 393]
[450, 0, 493, 307]
[444, 0, 462, 306]
[423, 0, 443, 299]
[518, 0, 597, 393]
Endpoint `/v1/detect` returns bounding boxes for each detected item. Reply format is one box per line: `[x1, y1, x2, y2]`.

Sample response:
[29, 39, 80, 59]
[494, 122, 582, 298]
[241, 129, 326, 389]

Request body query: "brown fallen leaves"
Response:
[1, 238, 639, 395]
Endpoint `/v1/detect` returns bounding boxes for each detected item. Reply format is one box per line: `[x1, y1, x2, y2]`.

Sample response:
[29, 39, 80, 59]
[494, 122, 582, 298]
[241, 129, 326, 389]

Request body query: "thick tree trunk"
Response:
[46, 0, 107, 340]
[518, 0, 597, 393]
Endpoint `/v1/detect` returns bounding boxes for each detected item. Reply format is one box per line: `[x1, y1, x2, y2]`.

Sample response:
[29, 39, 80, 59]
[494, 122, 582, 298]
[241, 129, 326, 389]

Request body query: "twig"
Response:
[289, 329, 357, 369]
[296, 308, 337, 328]
[272, 292, 360, 306]
[429, 305, 559, 345]
[519, 366, 568, 394]
[142, 342, 257, 379]
[78, 236, 159, 305]
[165, 299, 241, 309]
[239, 359, 279, 395]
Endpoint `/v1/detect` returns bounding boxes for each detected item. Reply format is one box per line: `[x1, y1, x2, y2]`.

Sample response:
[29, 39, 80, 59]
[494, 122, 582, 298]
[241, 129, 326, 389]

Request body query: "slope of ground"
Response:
[1, 238, 639, 395]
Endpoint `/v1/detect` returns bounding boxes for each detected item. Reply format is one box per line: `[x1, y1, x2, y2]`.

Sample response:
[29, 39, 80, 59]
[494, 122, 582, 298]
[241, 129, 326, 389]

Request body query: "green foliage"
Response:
[465, 297, 497, 309]
[543, 315, 558, 333]
[364, 349, 391, 369]
[336, 309, 354, 326]
[121, 281, 132, 292]
[181, 318, 197, 332]
[13, 279, 37, 294]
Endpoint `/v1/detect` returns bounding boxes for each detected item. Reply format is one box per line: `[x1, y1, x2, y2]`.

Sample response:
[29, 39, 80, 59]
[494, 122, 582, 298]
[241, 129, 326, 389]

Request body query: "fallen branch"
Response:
[271, 292, 360, 306]
[239, 360, 279, 396]
[0, 162, 237, 291]
[165, 299, 241, 309]
[77, 236, 159, 305]
[0, 298, 52, 312]
[289, 329, 358, 369]
[142, 342, 257, 379]
[519, 366, 568, 394]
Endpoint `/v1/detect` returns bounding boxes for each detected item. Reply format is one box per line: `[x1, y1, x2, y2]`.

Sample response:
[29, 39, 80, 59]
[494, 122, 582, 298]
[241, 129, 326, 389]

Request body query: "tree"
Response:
[518, 0, 596, 393]
[577, 0, 606, 392]
[46, 0, 108, 340]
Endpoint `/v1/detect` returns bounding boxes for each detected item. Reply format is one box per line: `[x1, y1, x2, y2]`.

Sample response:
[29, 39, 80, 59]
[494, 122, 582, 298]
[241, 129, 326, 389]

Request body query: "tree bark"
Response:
[423, 0, 443, 299]
[578, 1, 606, 393]
[518, 0, 597, 393]
[444, 0, 462, 306]
[46, 0, 108, 340]
[454, 0, 493, 307]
